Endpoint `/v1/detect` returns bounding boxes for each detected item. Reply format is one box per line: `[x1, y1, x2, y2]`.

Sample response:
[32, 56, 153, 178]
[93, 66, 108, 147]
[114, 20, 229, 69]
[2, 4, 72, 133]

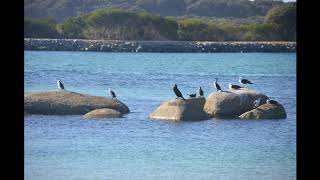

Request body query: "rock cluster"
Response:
[150, 87, 286, 121]
[25, 89, 286, 120]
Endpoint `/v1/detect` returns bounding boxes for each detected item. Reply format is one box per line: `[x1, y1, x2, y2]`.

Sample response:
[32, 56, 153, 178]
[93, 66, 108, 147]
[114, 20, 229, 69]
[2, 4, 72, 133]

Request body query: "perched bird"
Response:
[57, 80, 65, 90]
[188, 93, 196, 98]
[214, 78, 222, 91]
[198, 87, 204, 96]
[173, 84, 185, 100]
[239, 77, 253, 85]
[109, 88, 117, 99]
[229, 83, 242, 90]
[253, 98, 262, 108]
[267, 99, 278, 105]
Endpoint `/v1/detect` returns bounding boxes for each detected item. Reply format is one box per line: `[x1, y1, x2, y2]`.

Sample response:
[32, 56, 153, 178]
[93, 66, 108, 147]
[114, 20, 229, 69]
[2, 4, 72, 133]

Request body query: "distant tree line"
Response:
[24, 0, 288, 22]
[24, 17, 60, 38]
[24, 3, 296, 41]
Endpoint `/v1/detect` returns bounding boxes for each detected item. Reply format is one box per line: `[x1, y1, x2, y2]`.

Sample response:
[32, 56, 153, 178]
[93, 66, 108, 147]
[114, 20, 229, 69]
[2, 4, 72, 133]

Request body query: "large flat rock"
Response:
[149, 97, 210, 121]
[24, 90, 130, 115]
[229, 88, 268, 113]
[204, 88, 268, 118]
[204, 91, 241, 118]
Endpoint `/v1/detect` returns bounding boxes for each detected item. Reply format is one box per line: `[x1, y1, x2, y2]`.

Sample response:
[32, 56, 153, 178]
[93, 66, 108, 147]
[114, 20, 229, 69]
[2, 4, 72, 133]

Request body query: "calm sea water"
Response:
[25, 51, 296, 180]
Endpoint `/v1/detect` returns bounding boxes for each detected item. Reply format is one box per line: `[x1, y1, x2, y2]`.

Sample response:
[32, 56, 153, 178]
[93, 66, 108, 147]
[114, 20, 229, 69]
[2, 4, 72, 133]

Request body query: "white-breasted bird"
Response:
[57, 80, 65, 90]
[267, 99, 278, 105]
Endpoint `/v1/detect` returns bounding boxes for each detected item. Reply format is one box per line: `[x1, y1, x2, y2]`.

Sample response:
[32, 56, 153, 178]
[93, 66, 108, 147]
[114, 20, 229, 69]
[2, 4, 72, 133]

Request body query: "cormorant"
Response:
[214, 78, 222, 91]
[109, 88, 117, 99]
[188, 93, 196, 98]
[173, 84, 185, 100]
[198, 87, 204, 96]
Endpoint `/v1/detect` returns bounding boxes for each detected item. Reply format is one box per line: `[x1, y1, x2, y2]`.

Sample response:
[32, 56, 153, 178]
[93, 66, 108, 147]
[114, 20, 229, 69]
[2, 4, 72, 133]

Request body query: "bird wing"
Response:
[174, 88, 183, 97]
[216, 83, 221, 90]
[110, 90, 116, 98]
[60, 82, 64, 89]
[232, 85, 241, 89]
[243, 79, 252, 84]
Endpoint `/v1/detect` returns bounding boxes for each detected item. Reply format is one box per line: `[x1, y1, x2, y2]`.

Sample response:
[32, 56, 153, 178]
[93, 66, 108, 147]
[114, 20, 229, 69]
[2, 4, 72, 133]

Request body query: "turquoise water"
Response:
[25, 51, 296, 180]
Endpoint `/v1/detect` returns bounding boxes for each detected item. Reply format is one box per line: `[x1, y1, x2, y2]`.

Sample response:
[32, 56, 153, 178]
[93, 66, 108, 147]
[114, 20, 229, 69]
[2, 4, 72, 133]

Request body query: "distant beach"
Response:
[24, 38, 296, 53]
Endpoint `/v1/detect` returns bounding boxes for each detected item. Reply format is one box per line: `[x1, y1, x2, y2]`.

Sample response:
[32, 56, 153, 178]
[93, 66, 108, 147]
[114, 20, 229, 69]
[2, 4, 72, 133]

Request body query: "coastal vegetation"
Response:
[24, 17, 60, 38]
[25, 0, 287, 22]
[24, 2, 296, 41]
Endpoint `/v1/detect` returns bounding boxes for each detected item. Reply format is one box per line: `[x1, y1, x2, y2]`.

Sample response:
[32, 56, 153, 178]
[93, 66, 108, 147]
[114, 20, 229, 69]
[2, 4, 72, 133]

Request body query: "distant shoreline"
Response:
[24, 38, 296, 53]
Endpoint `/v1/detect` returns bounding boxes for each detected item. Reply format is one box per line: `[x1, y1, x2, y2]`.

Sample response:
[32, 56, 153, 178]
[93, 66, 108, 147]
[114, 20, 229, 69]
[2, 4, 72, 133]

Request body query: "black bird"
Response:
[188, 93, 196, 98]
[253, 98, 262, 108]
[198, 87, 204, 96]
[214, 78, 222, 91]
[173, 84, 185, 100]
[267, 99, 278, 105]
[239, 77, 253, 85]
[109, 88, 117, 99]
[57, 80, 65, 90]
[229, 83, 242, 90]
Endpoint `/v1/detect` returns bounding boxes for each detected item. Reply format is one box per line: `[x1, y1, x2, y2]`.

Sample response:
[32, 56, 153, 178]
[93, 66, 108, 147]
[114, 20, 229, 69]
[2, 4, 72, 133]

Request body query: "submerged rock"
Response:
[149, 97, 210, 121]
[24, 90, 130, 115]
[204, 88, 268, 118]
[83, 108, 122, 119]
[239, 103, 287, 119]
